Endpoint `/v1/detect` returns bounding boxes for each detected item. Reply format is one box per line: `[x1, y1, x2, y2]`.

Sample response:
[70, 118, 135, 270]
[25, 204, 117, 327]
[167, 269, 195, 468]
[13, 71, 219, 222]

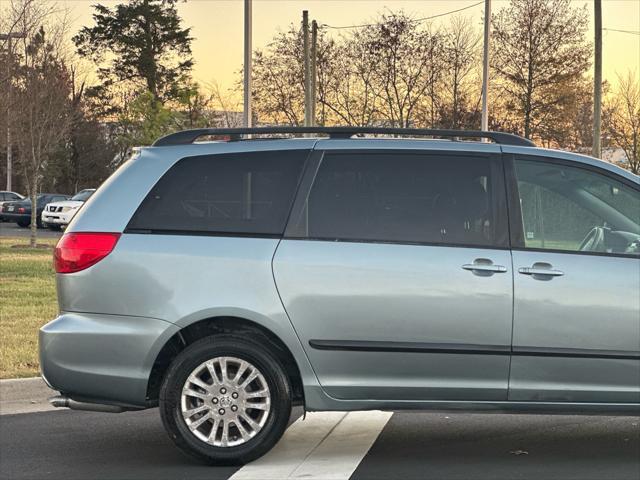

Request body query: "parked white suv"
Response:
[42, 189, 95, 230]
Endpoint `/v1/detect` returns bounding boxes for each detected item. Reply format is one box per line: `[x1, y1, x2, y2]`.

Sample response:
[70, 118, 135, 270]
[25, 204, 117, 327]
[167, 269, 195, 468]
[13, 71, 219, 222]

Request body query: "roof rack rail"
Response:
[152, 127, 535, 147]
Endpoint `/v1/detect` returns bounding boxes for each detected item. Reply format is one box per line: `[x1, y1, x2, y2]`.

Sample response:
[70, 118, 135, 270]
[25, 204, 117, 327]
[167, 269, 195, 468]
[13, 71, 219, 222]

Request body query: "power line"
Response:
[321, 1, 484, 30]
[603, 28, 640, 35]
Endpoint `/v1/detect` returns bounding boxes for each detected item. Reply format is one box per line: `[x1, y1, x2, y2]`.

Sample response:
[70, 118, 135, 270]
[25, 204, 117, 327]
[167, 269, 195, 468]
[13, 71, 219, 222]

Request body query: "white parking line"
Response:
[231, 411, 392, 480]
[230, 412, 347, 479]
[289, 411, 393, 479]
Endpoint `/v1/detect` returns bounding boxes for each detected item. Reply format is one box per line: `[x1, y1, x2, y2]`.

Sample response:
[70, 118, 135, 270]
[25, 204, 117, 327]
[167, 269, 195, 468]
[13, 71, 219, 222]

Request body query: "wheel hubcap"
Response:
[180, 356, 271, 447]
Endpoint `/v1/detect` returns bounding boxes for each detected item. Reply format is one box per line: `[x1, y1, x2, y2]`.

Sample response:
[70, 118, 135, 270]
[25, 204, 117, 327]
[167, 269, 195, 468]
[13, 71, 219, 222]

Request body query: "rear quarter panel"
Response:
[59, 140, 322, 397]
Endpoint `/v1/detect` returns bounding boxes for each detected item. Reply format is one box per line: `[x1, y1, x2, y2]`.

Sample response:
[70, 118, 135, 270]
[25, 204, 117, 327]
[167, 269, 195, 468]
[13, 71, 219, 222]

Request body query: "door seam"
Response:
[507, 248, 515, 400]
[270, 237, 324, 388]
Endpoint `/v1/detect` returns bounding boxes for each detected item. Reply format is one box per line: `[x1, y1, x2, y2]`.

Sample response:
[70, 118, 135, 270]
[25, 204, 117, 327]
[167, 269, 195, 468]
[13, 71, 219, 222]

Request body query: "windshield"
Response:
[71, 190, 94, 202]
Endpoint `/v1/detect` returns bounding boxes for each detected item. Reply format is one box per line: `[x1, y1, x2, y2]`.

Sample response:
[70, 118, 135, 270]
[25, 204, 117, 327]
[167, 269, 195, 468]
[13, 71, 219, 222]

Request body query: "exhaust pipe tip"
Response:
[49, 395, 69, 408]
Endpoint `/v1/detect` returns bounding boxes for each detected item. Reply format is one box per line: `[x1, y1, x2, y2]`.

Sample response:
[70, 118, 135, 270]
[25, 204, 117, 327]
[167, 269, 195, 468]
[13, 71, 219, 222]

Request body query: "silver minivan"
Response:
[40, 127, 640, 464]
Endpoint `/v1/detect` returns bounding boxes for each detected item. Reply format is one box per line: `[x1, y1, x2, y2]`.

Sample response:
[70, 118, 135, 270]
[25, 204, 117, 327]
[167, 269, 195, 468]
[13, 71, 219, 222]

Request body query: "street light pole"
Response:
[592, 0, 602, 158]
[1, 31, 26, 191]
[303, 10, 311, 128]
[310, 20, 318, 126]
[481, 0, 491, 133]
[243, 0, 252, 127]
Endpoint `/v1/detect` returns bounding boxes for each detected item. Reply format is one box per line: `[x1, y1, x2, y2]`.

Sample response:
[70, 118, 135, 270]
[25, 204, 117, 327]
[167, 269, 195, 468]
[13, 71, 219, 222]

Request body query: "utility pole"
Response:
[1, 31, 26, 191]
[243, 0, 252, 127]
[480, 0, 491, 133]
[303, 10, 312, 127]
[592, 0, 602, 158]
[310, 20, 318, 126]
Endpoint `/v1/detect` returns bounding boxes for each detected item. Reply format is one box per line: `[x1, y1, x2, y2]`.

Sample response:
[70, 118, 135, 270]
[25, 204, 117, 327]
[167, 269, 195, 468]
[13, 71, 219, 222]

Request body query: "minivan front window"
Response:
[515, 158, 640, 256]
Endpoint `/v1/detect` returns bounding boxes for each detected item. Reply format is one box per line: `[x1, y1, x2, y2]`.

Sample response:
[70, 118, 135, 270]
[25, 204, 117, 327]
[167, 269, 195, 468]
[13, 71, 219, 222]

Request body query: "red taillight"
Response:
[18, 207, 25, 213]
[54, 232, 121, 273]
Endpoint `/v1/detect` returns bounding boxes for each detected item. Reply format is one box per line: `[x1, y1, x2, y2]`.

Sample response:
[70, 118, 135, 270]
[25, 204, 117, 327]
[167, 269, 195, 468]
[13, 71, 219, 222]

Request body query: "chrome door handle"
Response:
[462, 264, 508, 273]
[462, 259, 507, 276]
[518, 266, 564, 277]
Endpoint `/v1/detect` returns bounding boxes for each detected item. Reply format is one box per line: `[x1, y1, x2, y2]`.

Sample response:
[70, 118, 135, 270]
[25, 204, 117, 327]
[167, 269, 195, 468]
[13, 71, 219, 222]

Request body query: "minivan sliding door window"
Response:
[287, 152, 508, 248]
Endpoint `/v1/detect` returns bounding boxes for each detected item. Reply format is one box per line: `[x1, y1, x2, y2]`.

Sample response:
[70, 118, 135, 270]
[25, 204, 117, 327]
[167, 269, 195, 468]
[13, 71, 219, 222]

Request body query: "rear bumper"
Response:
[39, 312, 179, 407]
[42, 212, 74, 225]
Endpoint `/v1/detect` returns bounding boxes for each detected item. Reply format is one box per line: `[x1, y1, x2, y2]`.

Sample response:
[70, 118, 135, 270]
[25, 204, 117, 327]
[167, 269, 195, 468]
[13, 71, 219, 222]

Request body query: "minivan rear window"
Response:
[127, 150, 308, 235]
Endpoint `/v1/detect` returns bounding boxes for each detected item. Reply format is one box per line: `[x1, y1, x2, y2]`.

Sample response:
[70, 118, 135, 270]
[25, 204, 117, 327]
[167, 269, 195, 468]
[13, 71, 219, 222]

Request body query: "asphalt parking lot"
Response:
[1, 406, 638, 480]
[0, 221, 63, 238]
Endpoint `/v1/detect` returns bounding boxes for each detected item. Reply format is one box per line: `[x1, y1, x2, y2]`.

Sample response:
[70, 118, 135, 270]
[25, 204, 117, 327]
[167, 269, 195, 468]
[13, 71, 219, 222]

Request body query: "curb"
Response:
[0, 376, 43, 383]
[0, 376, 58, 415]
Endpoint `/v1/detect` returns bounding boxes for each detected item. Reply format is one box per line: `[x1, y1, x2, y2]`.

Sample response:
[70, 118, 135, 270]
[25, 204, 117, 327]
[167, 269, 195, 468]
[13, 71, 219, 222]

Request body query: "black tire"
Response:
[159, 335, 292, 465]
[16, 220, 29, 228]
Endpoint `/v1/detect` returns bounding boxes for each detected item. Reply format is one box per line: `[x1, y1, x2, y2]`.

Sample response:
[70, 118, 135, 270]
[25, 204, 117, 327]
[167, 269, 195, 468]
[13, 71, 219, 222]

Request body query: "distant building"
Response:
[209, 110, 244, 127]
[601, 147, 630, 170]
[575, 146, 630, 170]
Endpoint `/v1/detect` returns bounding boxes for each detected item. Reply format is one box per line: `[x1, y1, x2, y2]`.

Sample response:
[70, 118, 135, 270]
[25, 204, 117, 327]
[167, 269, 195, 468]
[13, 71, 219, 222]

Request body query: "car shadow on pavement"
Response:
[0, 409, 239, 480]
[352, 412, 640, 480]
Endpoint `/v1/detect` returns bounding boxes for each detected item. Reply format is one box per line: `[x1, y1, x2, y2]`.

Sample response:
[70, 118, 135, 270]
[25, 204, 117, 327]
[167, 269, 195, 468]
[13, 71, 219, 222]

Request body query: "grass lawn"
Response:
[0, 236, 58, 378]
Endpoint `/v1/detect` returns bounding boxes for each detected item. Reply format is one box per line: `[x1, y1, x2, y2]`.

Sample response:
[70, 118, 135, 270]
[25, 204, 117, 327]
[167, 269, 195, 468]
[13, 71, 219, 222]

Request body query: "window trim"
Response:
[505, 153, 640, 258]
[283, 148, 510, 250]
[124, 228, 282, 239]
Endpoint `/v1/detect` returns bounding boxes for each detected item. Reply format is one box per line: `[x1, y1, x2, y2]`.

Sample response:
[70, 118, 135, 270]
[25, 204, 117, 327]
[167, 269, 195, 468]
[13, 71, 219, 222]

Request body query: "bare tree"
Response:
[320, 31, 382, 126]
[56, 65, 116, 193]
[251, 27, 306, 125]
[363, 13, 444, 128]
[208, 80, 242, 127]
[605, 72, 640, 174]
[12, 26, 71, 246]
[438, 16, 481, 129]
[491, 0, 591, 140]
[1, 0, 61, 191]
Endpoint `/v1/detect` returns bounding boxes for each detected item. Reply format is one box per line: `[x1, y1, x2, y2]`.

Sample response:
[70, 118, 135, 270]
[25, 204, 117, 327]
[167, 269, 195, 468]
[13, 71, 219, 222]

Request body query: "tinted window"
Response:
[128, 150, 308, 235]
[290, 152, 506, 247]
[71, 190, 94, 202]
[515, 158, 640, 256]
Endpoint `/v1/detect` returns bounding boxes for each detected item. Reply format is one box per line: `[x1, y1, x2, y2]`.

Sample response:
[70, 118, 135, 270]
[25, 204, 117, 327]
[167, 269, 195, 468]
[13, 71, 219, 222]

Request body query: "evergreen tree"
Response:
[74, 0, 193, 103]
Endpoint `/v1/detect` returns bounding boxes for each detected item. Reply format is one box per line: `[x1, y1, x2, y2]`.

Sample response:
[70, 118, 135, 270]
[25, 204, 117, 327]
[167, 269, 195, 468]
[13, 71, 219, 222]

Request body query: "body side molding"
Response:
[309, 340, 640, 360]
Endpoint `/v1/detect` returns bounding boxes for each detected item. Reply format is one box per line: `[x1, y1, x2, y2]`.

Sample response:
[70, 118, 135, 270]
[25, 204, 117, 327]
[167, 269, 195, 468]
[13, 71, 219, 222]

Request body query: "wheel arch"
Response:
[146, 316, 305, 407]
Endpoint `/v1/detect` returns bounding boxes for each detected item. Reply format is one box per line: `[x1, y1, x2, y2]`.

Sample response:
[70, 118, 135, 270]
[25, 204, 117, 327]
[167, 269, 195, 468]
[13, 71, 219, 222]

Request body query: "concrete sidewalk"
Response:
[0, 377, 57, 415]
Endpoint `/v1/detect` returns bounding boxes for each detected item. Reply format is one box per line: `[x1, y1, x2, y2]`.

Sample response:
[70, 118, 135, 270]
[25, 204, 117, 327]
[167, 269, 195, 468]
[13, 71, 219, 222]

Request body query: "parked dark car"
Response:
[2, 193, 70, 228]
[0, 191, 25, 221]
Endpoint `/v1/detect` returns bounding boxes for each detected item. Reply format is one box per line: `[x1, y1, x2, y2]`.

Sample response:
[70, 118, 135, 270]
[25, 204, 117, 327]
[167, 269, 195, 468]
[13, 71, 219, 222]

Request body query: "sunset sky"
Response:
[63, 0, 640, 93]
